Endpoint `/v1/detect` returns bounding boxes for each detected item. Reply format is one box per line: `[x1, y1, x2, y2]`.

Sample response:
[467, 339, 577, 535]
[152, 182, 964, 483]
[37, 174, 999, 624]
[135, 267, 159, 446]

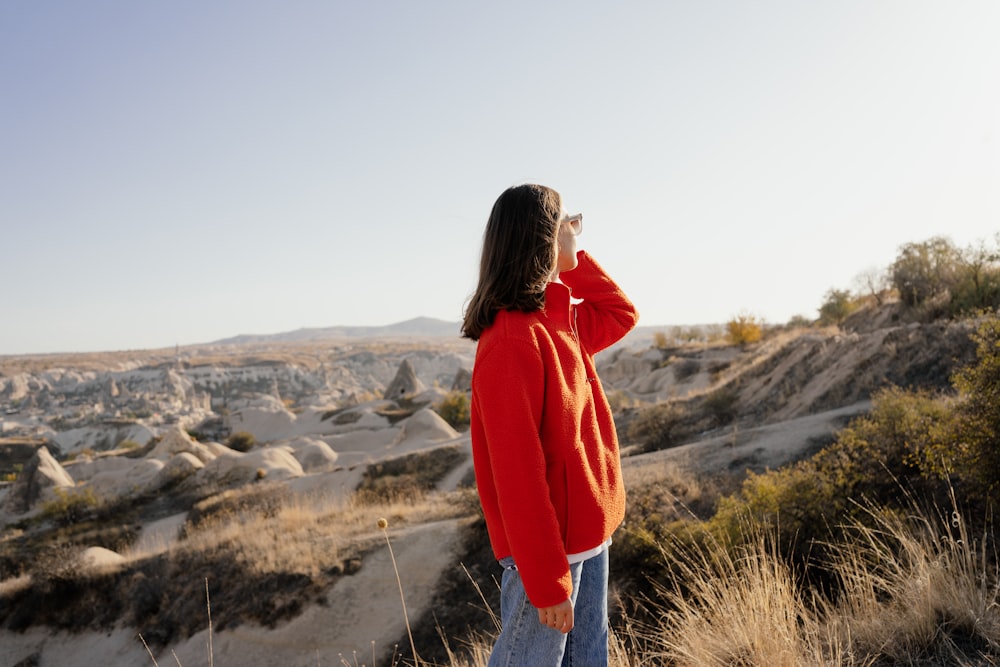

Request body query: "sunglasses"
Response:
[562, 213, 583, 236]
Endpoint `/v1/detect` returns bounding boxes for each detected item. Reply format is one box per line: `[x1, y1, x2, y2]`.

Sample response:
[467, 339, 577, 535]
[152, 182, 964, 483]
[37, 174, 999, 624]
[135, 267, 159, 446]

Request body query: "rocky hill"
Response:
[0, 306, 981, 666]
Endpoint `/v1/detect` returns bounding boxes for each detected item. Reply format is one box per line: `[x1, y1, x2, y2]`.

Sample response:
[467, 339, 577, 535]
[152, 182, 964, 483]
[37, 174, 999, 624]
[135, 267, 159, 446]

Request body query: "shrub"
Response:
[817, 288, 858, 325]
[890, 236, 962, 308]
[434, 390, 470, 428]
[709, 462, 839, 564]
[703, 387, 739, 426]
[704, 384, 961, 575]
[39, 487, 102, 526]
[225, 431, 256, 452]
[627, 402, 686, 453]
[949, 240, 1000, 315]
[785, 314, 813, 329]
[653, 331, 670, 349]
[672, 358, 701, 382]
[725, 312, 763, 345]
[931, 316, 1000, 494]
[30, 540, 85, 586]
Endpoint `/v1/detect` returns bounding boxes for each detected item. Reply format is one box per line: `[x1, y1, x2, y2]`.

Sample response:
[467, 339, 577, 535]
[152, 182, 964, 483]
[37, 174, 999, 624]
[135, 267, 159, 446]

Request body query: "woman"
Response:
[462, 184, 638, 665]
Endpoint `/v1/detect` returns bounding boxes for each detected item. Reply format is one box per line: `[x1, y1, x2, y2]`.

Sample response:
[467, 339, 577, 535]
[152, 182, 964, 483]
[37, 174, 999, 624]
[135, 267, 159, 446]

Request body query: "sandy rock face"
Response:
[285, 437, 339, 472]
[196, 446, 305, 487]
[154, 452, 205, 486]
[50, 422, 158, 456]
[148, 426, 221, 464]
[68, 457, 165, 499]
[391, 408, 459, 453]
[224, 395, 297, 443]
[1, 446, 74, 515]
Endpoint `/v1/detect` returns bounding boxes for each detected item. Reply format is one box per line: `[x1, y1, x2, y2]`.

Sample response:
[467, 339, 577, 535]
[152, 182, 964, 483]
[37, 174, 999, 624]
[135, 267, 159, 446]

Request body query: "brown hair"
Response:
[461, 184, 562, 341]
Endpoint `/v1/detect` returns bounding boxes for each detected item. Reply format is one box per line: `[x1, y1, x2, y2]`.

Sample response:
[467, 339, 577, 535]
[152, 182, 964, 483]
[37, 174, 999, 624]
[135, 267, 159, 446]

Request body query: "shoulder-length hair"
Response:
[461, 184, 561, 341]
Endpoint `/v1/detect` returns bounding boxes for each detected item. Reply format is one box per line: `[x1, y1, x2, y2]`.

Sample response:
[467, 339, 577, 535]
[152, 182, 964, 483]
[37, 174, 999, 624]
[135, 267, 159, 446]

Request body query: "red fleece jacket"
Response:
[470, 251, 639, 608]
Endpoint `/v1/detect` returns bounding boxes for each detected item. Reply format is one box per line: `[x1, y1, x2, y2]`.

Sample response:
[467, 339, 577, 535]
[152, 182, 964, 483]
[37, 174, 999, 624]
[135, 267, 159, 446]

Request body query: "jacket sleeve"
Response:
[560, 251, 639, 353]
[473, 336, 574, 608]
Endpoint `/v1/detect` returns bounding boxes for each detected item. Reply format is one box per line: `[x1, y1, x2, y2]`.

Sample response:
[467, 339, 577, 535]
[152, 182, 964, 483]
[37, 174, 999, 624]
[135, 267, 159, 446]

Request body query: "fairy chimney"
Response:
[2, 446, 75, 515]
[383, 359, 425, 400]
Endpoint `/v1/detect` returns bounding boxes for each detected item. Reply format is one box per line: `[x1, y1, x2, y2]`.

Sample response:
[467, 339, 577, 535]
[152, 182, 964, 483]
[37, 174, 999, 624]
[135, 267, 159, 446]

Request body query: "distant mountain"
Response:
[211, 317, 462, 346]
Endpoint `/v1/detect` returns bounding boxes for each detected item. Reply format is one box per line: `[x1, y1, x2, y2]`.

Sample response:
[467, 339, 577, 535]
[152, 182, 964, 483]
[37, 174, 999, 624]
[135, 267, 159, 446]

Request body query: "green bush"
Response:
[817, 288, 859, 325]
[929, 317, 1000, 494]
[890, 236, 962, 308]
[703, 387, 739, 426]
[948, 241, 1000, 315]
[434, 390, 470, 428]
[225, 431, 257, 452]
[39, 487, 102, 527]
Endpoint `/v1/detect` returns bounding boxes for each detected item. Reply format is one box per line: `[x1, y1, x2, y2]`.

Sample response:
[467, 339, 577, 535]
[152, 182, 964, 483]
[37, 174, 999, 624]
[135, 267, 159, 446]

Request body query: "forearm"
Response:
[560, 251, 639, 351]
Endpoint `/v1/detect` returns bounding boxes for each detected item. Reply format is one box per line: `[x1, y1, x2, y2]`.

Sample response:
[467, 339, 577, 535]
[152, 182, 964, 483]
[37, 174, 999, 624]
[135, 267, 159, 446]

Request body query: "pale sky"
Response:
[2, 1, 998, 355]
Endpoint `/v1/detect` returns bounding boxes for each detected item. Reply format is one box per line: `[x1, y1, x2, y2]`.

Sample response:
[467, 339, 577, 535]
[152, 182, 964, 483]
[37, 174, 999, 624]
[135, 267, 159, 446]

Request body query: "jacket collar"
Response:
[542, 281, 573, 327]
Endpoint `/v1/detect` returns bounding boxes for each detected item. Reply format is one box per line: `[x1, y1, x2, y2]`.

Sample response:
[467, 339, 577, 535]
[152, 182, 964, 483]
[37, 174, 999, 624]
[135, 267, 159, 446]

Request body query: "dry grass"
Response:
[175, 483, 473, 579]
[646, 524, 843, 666]
[823, 496, 1000, 664]
[631, 496, 999, 667]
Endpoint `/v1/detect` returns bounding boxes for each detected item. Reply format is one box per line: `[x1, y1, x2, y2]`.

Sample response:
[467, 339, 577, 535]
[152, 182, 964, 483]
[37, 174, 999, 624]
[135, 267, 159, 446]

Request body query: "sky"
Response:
[2, 1, 998, 355]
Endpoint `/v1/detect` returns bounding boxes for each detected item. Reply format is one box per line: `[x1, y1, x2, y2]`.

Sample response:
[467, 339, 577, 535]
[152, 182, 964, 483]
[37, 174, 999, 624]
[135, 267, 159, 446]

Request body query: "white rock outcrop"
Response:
[79, 546, 126, 572]
[1, 447, 74, 515]
[67, 457, 165, 499]
[154, 452, 205, 487]
[148, 427, 221, 464]
[285, 437, 339, 472]
[224, 395, 297, 443]
[389, 408, 459, 456]
[196, 446, 304, 487]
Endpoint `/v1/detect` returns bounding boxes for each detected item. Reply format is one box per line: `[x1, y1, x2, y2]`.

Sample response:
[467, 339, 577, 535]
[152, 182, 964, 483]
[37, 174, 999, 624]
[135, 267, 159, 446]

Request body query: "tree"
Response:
[818, 289, 857, 325]
[852, 266, 890, 305]
[950, 239, 1000, 315]
[889, 236, 962, 307]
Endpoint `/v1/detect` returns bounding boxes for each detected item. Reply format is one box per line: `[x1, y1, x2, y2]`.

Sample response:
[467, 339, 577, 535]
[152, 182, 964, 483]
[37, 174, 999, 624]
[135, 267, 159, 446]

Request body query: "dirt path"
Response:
[0, 518, 465, 667]
[164, 517, 464, 667]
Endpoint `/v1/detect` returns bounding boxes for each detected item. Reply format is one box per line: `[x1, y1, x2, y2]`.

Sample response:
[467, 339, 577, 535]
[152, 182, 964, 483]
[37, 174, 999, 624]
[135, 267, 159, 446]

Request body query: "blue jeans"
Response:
[488, 548, 609, 667]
